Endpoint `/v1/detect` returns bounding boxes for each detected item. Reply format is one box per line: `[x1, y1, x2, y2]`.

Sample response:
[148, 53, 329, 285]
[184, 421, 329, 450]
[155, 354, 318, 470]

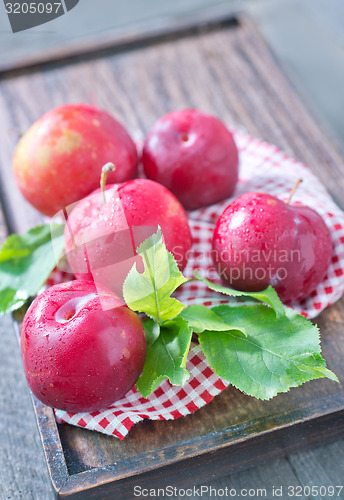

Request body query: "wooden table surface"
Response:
[0, 0, 241, 72]
[1, 14, 344, 500]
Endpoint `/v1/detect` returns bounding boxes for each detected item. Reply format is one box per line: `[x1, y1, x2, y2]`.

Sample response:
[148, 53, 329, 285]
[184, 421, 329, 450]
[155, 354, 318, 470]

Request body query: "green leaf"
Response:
[198, 304, 338, 400]
[179, 304, 247, 336]
[136, 317, 193, 398]
[0, 287, 26, 315]
[195, 271, 285, 318]
[0, 224, 65, 316]
[123, 228, 187, 323]
[142, 317, 161, 347]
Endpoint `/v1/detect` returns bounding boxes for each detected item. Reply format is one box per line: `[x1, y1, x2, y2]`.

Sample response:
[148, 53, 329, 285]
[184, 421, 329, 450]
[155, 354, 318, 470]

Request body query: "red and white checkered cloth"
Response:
[54, 130, 344, 439]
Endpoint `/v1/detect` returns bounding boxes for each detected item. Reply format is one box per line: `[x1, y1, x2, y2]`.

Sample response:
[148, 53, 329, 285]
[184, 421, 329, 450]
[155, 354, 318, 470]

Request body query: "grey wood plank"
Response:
[175, 458, 307, 500]
[220, 458, 306, 499]
[0, 314, 54, 500]
[0, 0, 241, 72]
[0, 212, 53, 500]
[249, 0, 344, 146]
[288, 441, 344, 499]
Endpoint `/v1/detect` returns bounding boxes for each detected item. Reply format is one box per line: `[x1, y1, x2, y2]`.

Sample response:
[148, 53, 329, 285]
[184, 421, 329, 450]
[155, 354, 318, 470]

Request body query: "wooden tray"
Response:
[1, 15, 344, 499]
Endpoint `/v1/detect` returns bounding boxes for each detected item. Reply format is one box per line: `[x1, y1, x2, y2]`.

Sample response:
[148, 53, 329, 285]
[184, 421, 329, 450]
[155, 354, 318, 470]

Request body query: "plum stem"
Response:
[100, 162, 116, 205]
[286, 178, 303, 205]
[63, 206, 77, 252]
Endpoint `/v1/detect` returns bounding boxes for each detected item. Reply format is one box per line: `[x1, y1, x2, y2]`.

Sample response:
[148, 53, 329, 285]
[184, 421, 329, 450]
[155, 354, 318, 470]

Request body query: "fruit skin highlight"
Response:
[21, 280, 146, 412]
[142, 109, 239, 210]
[64, 178, 192, 298]
[212, 192, 333, 303]
[13, 104, 138, 216]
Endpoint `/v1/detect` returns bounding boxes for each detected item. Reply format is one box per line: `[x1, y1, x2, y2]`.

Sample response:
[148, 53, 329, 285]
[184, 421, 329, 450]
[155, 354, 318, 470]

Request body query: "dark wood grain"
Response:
[288, 439, 344, 494]
[0, 14, 344, 499]
[205, 458, 306, 500]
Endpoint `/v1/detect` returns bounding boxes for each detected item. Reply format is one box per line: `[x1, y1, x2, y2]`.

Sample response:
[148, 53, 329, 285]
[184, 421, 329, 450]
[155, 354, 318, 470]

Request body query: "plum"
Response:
[21, 280, 146, 412]
[13, 104, 138, 216]
[64, 178, 192, 299]
[142, 109, 239, 210]
[212, 191, 333, 303]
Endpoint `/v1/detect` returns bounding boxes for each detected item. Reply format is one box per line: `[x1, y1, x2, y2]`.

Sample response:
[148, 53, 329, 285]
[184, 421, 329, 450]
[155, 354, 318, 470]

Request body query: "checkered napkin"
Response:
[54, 130, 344, 439]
